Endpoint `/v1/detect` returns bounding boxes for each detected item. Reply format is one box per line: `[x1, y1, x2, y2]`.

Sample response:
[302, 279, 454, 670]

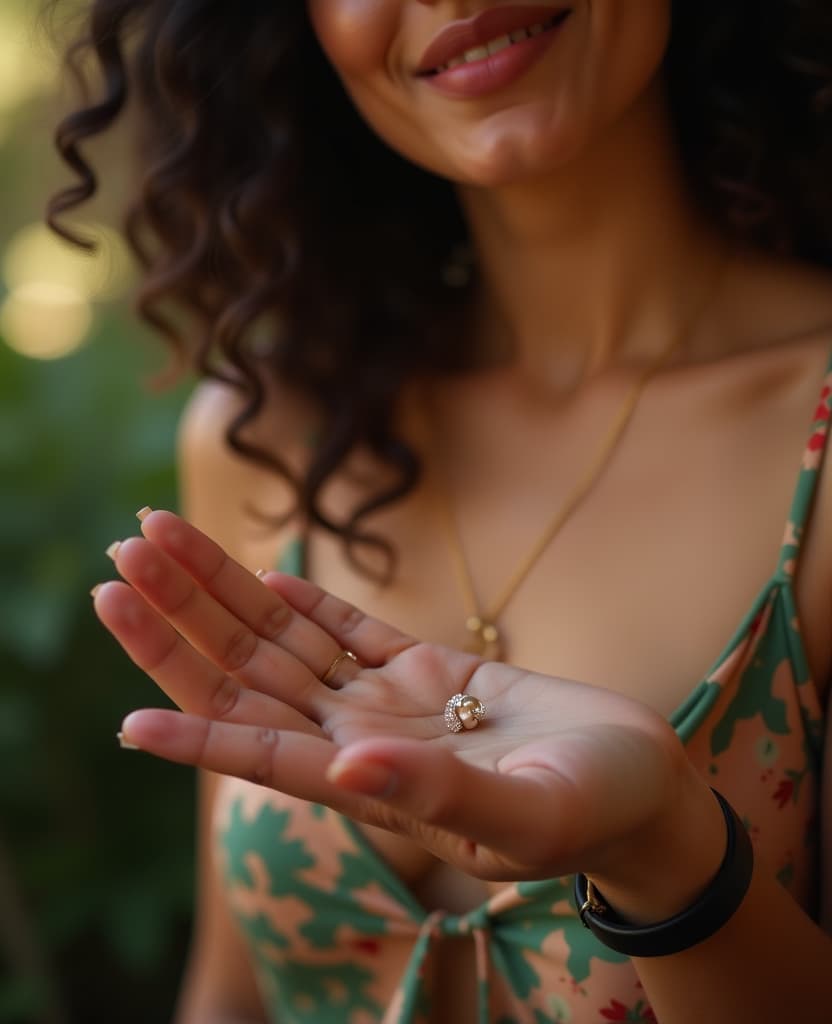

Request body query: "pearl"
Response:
[444, 692, 487, 733]
[455, 695, 485, 729]
[457, 705, 476, 726]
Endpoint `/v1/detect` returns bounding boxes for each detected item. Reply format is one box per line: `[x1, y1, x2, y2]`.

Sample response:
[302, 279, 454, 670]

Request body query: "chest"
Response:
[307, 363, 831, 716]
[237, 347, 832, 906]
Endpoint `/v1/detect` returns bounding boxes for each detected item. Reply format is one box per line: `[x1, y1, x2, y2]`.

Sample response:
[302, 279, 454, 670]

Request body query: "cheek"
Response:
[306, 0, 437, 173]
[588, 0, 671, 118]
[307, 0, 398, 75]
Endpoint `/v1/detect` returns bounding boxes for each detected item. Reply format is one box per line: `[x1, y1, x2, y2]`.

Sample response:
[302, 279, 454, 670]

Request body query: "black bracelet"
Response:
[573, 788, 753, 958]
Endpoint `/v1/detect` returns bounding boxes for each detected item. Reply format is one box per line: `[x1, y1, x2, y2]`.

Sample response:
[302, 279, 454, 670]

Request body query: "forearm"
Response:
[633, 862, 832, 1024]
[587, 773, 832, 1022]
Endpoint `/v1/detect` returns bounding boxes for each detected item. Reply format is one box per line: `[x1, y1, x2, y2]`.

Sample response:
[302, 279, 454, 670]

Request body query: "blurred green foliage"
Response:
[0, 3, 199, 1020]
[0, 322, 195, 1024]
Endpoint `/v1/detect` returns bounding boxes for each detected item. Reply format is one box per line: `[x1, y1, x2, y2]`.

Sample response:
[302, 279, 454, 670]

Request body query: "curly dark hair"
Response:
[45, 0, 832, 577]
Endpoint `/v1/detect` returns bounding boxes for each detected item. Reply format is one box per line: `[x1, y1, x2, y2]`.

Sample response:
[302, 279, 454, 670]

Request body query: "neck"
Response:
[456, 79, 727, 396]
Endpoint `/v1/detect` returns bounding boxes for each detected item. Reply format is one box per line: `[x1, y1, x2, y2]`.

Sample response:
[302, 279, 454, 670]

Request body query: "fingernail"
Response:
[255, 569, 268, 581]
[105, 541, 122, 561]
[136, 506, 153, 521]
[327, 758, 397, 798]
[90, 583, 103, 598]
[117, 731, 141, 751]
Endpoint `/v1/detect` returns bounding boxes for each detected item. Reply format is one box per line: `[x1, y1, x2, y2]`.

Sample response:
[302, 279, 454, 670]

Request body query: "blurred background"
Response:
[1, 1, 196, 1020]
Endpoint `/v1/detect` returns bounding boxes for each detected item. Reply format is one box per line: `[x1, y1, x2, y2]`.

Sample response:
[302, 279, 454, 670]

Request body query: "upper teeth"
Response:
[434, 15, 557, 73]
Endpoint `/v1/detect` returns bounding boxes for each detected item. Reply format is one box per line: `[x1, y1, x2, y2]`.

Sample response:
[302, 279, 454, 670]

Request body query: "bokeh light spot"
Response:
[0, 8, 57, 117]
[1, 281, 93, 360]
[4, 221, 134, 302]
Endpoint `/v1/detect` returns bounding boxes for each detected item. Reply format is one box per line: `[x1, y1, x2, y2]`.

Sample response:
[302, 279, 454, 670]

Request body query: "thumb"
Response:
[326, 738, 575, 872]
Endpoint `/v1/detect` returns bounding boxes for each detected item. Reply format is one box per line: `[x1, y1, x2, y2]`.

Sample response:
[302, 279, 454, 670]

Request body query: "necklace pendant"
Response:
[465, 615, 503, 661]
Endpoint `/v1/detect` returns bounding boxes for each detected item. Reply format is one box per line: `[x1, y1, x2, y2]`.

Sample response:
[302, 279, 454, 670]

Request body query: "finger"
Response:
[119, 708, 366, 816]
[137, 509, 356, 683]
[326, 738, 577, 872]
[109, 536, 338, 718]
[94, 580, 321, 735]
[261, 572, 416, 667]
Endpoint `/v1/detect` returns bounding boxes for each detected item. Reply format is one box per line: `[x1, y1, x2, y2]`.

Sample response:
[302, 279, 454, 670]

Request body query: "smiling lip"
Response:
[416, 4, 570, 76]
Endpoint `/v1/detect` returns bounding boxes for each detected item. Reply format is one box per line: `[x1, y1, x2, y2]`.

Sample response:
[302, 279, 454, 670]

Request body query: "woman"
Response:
[51, 1, 832, 1021]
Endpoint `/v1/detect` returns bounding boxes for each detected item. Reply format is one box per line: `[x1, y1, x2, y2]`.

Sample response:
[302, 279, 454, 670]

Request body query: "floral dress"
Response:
[214, 365, 832, 1024]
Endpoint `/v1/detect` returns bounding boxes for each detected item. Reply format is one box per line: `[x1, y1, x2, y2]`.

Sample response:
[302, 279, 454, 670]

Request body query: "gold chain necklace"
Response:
[428, 271, 722, 662]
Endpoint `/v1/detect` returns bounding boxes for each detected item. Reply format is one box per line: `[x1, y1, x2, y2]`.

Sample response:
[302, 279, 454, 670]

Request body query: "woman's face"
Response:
[306, 1, 672, 187]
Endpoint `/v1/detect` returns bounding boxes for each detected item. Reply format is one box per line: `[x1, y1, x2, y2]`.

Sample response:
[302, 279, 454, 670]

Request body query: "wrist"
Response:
[575, 787, 754, 957]
[585, 765, 727, 926]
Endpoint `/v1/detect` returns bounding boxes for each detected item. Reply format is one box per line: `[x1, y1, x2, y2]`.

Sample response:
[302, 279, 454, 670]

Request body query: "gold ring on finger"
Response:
[321, 649, 359, 687]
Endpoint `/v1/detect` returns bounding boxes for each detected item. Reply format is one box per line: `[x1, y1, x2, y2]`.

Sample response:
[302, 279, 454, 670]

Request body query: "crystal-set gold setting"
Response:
[444, 693, 487, 733]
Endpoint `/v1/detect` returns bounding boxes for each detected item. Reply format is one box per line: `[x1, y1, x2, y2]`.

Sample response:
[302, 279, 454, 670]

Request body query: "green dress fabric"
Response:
[215, 361, 831, 1024]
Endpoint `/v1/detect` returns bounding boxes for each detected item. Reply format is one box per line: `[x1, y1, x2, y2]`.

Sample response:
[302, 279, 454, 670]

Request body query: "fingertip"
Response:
[118, 710, 146, 751]
[326, 755, 398, 798]
[257, 569, 290, 590]
[136, 506, 170, 529]
[117, 730, 141, 751]
[119, 707, 179, 747]
[137, 508, 186, 546]
[120, 708, 151, 737]
[90, 579, 127, 616]
[91, 579, 122, 607]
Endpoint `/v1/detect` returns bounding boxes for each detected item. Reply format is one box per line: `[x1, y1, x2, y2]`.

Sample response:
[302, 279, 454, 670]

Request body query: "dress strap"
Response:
[274, 507, 312, 577]
[776, 348, 832, 579]
[276, 532, 308, 577]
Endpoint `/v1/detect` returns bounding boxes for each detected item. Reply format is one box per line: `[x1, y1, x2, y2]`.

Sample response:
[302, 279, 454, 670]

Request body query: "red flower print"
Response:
[773, 768, 806, 810]
[813, 402, 831, 422]
[807, 429, 826, 452]
[773, 777, 794, 809]
[600, 999, 657, 1023]
[351, 938, 380, 955]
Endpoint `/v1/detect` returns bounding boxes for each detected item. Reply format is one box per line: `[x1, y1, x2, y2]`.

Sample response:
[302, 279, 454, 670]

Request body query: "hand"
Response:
[94, 510, 723, 905]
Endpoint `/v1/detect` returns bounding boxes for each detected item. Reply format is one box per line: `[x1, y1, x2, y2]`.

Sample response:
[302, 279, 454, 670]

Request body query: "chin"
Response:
[451, 134, 578, 189]
[444, 105, 585, 188]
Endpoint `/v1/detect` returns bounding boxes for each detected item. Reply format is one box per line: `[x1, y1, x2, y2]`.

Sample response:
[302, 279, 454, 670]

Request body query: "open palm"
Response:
[95, 510, 694, 884]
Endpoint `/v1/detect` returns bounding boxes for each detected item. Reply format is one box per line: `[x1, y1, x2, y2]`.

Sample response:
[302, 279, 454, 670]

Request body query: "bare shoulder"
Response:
[725, 247, 832, 344]
[728, 249, 832, 579]
[178, 372, 316, 473]
[177, 374, 318, 564]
